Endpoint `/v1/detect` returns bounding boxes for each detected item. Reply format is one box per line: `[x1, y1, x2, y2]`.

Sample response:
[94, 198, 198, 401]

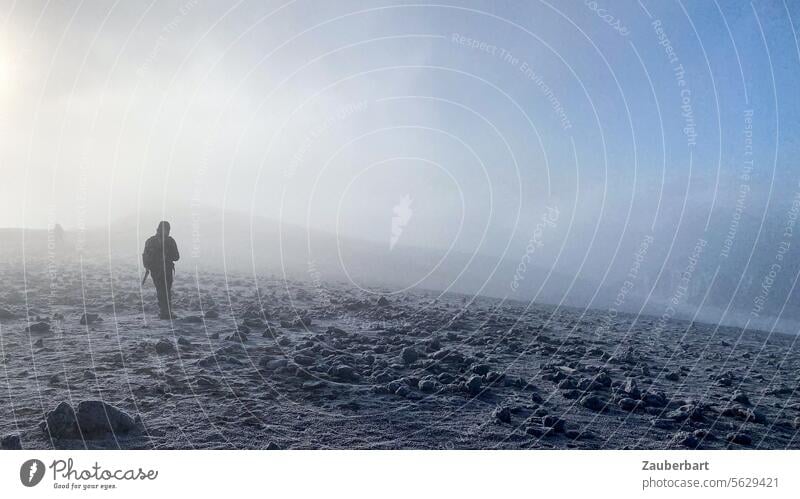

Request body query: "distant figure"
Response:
[53, 223, 65, 245]
[142, 221, 180, 319]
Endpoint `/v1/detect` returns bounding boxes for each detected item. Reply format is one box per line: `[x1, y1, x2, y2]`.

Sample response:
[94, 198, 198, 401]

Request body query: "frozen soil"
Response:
[1, 260, 799, 449]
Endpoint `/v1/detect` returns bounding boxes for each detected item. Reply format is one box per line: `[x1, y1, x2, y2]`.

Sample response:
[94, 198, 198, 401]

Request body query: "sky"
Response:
[1, 0, 799, 268]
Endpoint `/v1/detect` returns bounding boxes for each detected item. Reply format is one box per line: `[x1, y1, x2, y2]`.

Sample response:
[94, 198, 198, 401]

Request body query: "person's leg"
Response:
[152, 271, 168, 317]
[165, 269, 174, 316]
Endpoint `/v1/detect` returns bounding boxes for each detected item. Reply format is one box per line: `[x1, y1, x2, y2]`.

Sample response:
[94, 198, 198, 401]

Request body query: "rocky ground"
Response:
[1, 259, 800, 450]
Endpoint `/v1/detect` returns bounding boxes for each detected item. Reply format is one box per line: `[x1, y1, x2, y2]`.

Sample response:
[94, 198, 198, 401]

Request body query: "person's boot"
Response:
[159, 307, 178, 320]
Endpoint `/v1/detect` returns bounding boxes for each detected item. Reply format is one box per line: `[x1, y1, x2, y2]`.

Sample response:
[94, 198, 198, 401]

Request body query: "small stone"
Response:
[401, 347, 419, 364]
[622, 378, 640, 399]
[465, 375, 483, 396]
[694, 429, 714, 441]
[618, 397, 640, 412]
[155, 339, 176, 355]
[726, 432, 752, 446]
[330, 364, 358, 382]
[394, 385, 412, 397]
[731, 391, 750, 405]
[558, 378, 577, 390]
[293, 355, 314, 366]
[26, 322, 50, 334]
[33, 338, 44, 348]
[672, 432, 699, 448]
[226, 330, 248, 342]
[526, 426, 555, 438]
[377, 296, 390, 306]
[542, 415, 566, 432]
[493, 406, 511, 423]
[265, 441, 281, 450]
[204, 309, 219, 319]
[79, 313, 102, 325]
[177, 337, 192, 347]
[472, 364, 491, 376]
[418, 378, 437, 392]
[593, 372, 612, 387]
[664, 371, 680, 381]
[579, 395, 606, 412]
[650, 418, 675, 429]
[641, 390, 667, 408]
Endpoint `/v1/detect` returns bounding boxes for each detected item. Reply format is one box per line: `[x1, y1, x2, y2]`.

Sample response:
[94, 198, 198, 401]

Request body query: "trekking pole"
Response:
[141, 269, 150, 286]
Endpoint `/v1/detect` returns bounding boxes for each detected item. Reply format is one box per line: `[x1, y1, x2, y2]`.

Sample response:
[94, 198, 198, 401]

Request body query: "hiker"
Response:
[142, 221, 180, 319]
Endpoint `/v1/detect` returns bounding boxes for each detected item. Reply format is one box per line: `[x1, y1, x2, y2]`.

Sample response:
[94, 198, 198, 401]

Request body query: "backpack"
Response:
[142, 237, 163, 270]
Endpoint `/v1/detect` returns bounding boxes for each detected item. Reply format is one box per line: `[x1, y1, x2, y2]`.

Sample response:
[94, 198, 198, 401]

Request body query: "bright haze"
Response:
[2, 1, 800, 333]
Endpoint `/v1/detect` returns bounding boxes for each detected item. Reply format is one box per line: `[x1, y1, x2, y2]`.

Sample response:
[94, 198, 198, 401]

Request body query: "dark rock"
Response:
[330, 364, 358, 382]
[226, 330, 248, 343]
[401, 347, 420, 364]
[1, 434, 21, 449]
[721, 406, 766, 424]
[731, 391, 750, 405]
[42, 400, 137, 440]
[593, 372, 612, 387]
[291, 317, 312, 328]
[79, 313, 102, 325]
[0, 308, 17, 320]
[694, 429, 715, 441]
[526, 426, 555, 438]
[210, 332, 220, 339]
[542, 415, 566, 432]
[75, 401, 138, 438]
[650, 418, 675, 429]
[204, 309, 219, 319]
[327, 326, 348, 337]
[42, 402, 79, 439]
[622, 378, 640, 399]
[377, 296, 390, 306]
[26, 322, 50, 334]
[493, 406, 511, 423]
[641, 390, 667, 408]
[664, 371, 680, 382]
[418, 377, 437, 392]
[472, 364, 491, 376]
[579, 395, 606, 412]
[672, 432, 699, 448]
[33, 338, 44, 348]
[265, 441, 281, 450]
[557, 378, 577, 390]
[294, 355, 314, 366]
[465, 375, 483, 396]
[666, 404, 705, 422]
[155, 339, 176, 355]
[618, 397, 641, 412]
[726, 432, 752, 446]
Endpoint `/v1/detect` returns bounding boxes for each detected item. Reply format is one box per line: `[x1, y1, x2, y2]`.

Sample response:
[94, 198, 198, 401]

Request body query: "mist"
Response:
[3, 0, 800, 334]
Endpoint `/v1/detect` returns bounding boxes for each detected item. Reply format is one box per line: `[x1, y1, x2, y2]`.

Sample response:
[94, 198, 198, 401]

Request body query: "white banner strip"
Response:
[1, 450, 798, 498]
